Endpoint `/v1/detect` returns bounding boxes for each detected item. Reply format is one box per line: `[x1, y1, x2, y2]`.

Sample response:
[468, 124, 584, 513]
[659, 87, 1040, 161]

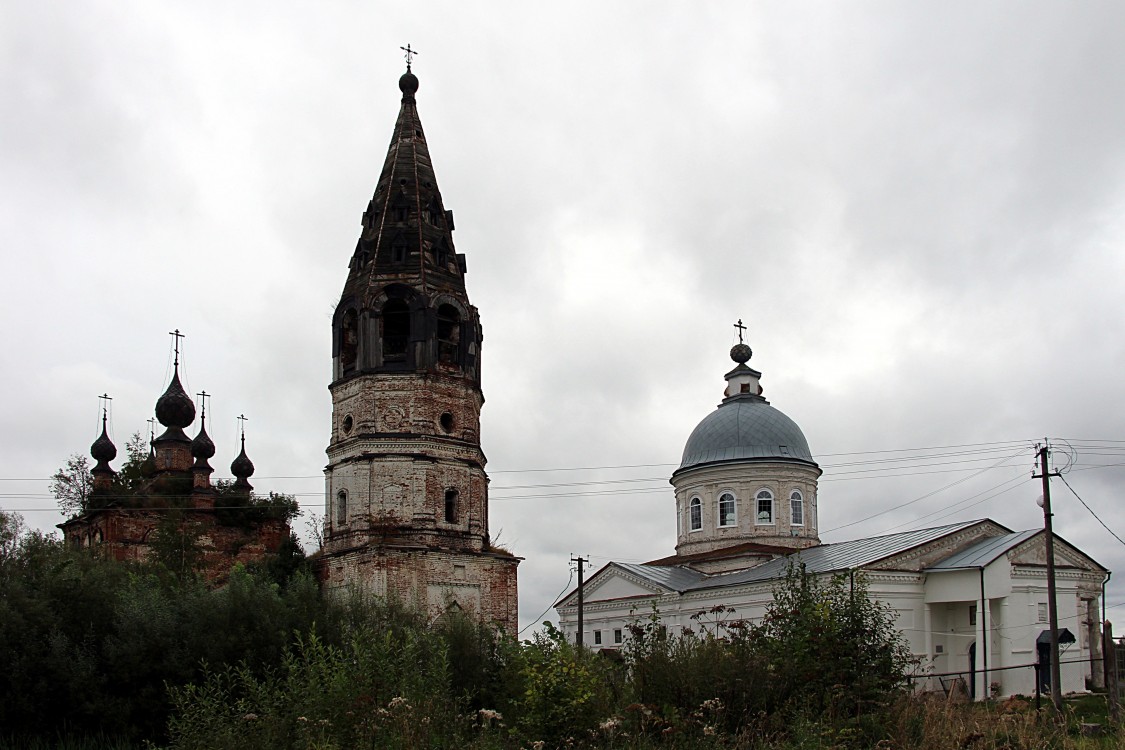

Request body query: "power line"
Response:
[519, 569, 573, 637]
[1059, 474, 1125, 549]
[820, 448, 1027, 535]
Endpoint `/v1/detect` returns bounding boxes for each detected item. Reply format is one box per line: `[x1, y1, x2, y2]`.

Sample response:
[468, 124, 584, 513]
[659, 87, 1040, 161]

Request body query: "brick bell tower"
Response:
[316, 61, 519, 632]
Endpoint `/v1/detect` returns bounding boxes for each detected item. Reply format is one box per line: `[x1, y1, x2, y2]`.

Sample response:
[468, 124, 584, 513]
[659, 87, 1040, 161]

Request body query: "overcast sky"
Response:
[3, 2, 1125, 634]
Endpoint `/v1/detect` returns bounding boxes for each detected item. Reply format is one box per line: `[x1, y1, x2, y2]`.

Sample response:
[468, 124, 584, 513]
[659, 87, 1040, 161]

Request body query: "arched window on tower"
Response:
[790, 490, 804, 526]
[756, 489, 774, 525]
[444, 489, 459, 523]
[340, 309, 358, 375]
[689, 497, 702, 531]
[718, 492, 736, 527]
[336, 490, 348, 525]
[436, 304, 461, 364]
[382, 299, 410, 362]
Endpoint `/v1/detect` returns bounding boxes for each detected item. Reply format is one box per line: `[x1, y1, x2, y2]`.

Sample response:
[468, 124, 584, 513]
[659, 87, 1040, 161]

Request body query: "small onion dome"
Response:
[399, 69, 419, 98]
[730, 342, 753, 364]
[90, 416, 117, 468]
[191, 421, 216, 460]
[155, 370, 196, 428]
[231, 437, 255, 480]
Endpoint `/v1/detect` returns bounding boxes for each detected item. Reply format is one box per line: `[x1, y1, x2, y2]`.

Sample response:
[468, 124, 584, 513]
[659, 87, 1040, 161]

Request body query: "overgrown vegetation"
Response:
[0, 511, 1118, 749]
[50, 436, 300, 526]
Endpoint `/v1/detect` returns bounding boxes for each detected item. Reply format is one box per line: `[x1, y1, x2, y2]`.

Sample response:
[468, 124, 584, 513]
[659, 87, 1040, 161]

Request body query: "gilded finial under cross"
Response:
[400, 43, 418, 70]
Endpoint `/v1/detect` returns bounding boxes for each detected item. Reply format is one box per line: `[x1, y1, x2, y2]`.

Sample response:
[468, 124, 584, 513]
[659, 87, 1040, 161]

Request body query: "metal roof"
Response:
[925, 529, 1039, 571]
[612, 561, 706, 593]
[588, 521, 992, 598]
[678, 397, 815, 470]
[688, 520, 986, 590]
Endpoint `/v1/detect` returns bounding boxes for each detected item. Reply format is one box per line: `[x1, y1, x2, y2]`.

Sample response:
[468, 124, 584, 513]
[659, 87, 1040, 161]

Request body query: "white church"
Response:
[556, 337, 1109, 700]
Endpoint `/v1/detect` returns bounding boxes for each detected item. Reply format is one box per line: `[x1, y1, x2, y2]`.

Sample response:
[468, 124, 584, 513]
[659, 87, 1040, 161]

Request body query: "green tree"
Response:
[150, 512, 205, 581]
[755, 565, 916, 719]
[51, 453, 93, 518]
[115, 431, 151, 492]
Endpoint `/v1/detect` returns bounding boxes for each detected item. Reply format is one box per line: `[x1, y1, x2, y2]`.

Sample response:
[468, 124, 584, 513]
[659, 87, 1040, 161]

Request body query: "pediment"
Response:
[556, 563, 671, 608]
[871, 520, 1011, 571]
[1009, 533, 1105, 572]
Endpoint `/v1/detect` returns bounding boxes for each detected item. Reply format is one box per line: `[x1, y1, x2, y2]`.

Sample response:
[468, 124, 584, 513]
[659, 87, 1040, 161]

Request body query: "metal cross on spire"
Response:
[733, 319, 747, 344]
[237, 413, 248, 440]
[147, 417, 156, 444]
[169, 329, 185, 367]
[98, 393, 112, 421]
[400, 43, 418, 70]
[197, 390, 210, 420]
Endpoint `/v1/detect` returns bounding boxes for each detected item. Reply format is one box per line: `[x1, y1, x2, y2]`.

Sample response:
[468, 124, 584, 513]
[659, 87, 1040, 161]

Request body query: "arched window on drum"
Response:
[790, 490, 804, 526]
[717, 492, 737, 527]
[755, 489, 774, 525]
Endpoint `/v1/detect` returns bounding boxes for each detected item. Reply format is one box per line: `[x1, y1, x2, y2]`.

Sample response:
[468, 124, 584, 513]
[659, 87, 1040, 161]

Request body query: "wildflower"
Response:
[702, 725, 716, 736]
[388, 696, 411, 709]
[296, 716, 308, 723]
[242, 713, 258, 722]
[479, 708, 503, 722]
[598, 717, 621, 732]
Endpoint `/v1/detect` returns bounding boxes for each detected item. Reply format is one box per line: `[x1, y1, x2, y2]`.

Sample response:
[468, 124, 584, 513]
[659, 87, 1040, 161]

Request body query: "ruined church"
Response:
[312, 65, 520, 632]
[59, 350, 293, 582]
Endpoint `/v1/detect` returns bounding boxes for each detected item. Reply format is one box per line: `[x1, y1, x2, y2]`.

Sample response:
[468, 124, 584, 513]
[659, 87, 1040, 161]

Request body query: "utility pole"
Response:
[571, 554, 588, 647]
[1034, 442, 1063, 713]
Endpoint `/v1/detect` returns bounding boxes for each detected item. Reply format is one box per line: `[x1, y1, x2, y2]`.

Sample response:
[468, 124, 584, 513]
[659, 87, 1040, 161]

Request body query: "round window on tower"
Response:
[342, 415, 353, 434]
[440, 412, 455, 433]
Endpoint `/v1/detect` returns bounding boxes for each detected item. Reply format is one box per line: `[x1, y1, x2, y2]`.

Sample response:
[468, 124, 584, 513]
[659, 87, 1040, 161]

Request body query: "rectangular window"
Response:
[969, 604, 977, 627]
[1038, 603, 1048, 623]
[614, 628, 623, 644]
[594, 630, 602, 645]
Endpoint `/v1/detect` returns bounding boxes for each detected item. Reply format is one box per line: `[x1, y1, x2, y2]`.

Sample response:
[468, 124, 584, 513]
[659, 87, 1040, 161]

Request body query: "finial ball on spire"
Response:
[399, 70, 419, 97]
[730, 343, 753, 364]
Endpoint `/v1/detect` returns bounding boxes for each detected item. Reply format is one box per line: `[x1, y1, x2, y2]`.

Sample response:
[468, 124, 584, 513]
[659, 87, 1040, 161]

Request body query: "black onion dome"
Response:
[231, 439, 255, 479]
[730, 343, 753, 364]
[155, 371, 196, 428]
[399, 69, 419, 98]
[191, 422, 215, 460]
[90, 419, 117, 464]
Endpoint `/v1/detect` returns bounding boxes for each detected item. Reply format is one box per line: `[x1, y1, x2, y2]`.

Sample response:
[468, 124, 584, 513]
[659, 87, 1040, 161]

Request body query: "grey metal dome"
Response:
[677, 396, 816, 471]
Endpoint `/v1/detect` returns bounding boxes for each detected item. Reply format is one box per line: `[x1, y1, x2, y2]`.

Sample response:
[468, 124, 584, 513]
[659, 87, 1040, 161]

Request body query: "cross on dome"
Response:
[400, 43, 418, 70]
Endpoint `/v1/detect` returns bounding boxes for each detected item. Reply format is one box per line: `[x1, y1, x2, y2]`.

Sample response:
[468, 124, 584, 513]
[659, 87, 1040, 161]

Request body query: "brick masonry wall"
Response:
[316, 545, 519, 633]
[60, 508, 289, 584]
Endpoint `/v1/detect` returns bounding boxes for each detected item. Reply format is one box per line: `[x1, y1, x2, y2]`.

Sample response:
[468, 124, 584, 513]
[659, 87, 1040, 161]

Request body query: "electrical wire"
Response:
[820, 448, 1027, 534]
[519, 569, 573, 636]
[1059, 474, 1125, 549]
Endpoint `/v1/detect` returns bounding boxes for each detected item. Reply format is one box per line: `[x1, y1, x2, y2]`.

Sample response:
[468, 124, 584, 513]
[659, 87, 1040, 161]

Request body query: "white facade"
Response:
[556, 345, 1108, 700]
[557, 520, 1108, 699]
